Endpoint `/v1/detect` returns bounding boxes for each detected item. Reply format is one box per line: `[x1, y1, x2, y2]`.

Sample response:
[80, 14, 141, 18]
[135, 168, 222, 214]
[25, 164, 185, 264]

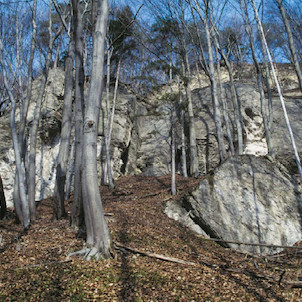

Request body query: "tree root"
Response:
[67, 247, 106, 261]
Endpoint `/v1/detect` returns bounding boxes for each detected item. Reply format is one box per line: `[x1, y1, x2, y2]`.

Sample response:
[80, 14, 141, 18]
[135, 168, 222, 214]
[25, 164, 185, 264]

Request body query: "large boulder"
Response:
[165, 155, 302, 254]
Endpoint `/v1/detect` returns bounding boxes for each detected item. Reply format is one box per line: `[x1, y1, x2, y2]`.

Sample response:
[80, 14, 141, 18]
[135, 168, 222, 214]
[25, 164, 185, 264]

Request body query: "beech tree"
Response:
[0, 0, 36, 228]
[240, 0, 274, 157]
[70, 0, 113, 259]
[0, 39, 30, 229]
[27, 1, 63, 222]
[71, 0, 85, 228]
[275, 0, 302, 91]
[190, 0, 226, 161]
[53, 26, 74, 219]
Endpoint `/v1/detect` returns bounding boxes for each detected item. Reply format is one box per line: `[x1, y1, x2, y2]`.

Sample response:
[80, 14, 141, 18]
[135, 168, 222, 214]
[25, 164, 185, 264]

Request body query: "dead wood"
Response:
[114, 241, 196, 266]
[196, 235, 302, 250]
[287, 281, 302, 288]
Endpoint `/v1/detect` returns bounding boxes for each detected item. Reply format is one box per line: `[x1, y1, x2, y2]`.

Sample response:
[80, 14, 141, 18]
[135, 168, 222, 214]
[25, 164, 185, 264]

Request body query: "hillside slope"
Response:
[0, 175, 302, 301]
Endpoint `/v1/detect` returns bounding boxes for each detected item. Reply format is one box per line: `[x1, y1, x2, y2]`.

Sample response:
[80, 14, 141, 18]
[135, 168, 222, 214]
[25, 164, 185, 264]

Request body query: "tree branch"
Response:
[114, 241, 196, 266]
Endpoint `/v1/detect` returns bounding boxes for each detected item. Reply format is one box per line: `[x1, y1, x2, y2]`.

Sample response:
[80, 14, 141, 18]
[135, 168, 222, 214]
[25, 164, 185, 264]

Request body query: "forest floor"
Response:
[0, 175, 302, 301]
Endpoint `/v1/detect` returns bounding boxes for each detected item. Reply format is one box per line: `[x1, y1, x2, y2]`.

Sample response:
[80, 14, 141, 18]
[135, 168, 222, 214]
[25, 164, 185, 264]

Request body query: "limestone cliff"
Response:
[0, 68, 301, 209]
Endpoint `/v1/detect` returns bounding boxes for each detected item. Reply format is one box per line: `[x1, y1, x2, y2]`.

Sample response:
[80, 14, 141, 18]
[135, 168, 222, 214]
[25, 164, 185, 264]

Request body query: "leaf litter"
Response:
[0, 175, 302, 301]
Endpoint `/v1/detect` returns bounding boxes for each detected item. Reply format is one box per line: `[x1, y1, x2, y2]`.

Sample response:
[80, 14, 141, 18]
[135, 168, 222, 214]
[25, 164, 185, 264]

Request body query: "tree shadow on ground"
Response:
[116, 209, 138, 302]
[174, 221, 285, 301]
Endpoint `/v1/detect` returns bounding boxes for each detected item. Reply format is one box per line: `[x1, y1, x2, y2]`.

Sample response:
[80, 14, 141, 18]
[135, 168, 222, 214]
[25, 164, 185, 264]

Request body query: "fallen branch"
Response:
[196, 235, 302, 250]
[286, 281, 302, 288]
[114, 241, 196, 266]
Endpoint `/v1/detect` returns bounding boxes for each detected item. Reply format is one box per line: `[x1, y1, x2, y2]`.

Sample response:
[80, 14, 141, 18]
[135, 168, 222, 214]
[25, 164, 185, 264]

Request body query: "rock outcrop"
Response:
[1, 67, 302, 209]
[0, 68, 65, 207]
[165, 155, 302, 254]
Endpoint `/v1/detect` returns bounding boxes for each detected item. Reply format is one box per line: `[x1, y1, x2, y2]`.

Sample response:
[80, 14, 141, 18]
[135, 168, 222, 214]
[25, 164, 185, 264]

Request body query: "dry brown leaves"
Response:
[0, 175, 302, 301]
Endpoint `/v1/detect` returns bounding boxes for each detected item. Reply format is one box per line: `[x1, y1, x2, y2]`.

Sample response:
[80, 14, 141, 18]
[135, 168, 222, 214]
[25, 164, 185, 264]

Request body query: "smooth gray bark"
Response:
[251, 0, 273, 130]
[81, 0, 112, 259]
[108, 59, 121, 148]
[53, 39, 74, 219]
[13, 0, 37, 221]
[177, 76, 188, 178]
[19, 0, 37, 161]
[215, 32, 243, 154]
[0, 42, 29, 229]
[214, 38, 235, 156]
[182, 46, 199, 177]
[71, 0, 85, 228]
[65, 136, 75, 201]
[241, 0, 274, 157]
[169, 64, 176, 195]
[27, 4, 62, 222]
[254, 1, 302, 181]
[171, 124, 176, 195]
[202, 2, 226, 161]
[104, 41, 114, 189]
[275, 0, 302, 91]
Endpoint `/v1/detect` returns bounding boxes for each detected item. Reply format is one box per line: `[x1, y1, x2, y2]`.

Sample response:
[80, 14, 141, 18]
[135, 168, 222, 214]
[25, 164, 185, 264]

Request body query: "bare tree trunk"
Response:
[214, 39, 235, 156]
[214, 31, 243, 154]
[241, 0, 274, 157]
[182, 47, 198, 177]
[53, 38, 74, 219]
[202, 2, 225, 161]
[169, 64, 176, 195]
[253, 0, 302, 181]
[0, 43, 30, 229]
[194, 49, 202, 88]
[177, 76, 188, 178]
[104, 40, 114, 189]
[19, 0, 37, 161]
[65, 136, 75, 201]
[275, 0, 302, 91]
[171, 124, 176, 195]
[53, 34, 62, 68]
[12, 0, 37, 221]
[251, 0, 273, 130]
[28, 2, 62, 222]
[0, 175, 6, 220]
[108, 59, 121, 147]
[71, 0, 85, 228]
[185, 83, 199, 177]
[15, 1, 23, 109]
[81, 0, 112, 259]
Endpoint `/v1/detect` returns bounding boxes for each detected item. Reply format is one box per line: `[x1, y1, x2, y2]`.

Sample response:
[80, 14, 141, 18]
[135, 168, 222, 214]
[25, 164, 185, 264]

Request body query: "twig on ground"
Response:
[114, 241, 196, 266]
[196, 235, 302, 250]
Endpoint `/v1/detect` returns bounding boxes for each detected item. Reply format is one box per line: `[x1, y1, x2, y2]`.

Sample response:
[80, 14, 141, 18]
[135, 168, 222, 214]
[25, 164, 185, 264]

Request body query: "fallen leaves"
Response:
[0, 175, 301, 301]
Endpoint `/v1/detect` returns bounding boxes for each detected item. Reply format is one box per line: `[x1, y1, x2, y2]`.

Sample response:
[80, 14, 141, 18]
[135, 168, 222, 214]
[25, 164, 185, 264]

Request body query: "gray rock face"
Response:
[165, 155, 302, 254]
[271, 97, 302, 174]
[0, 69, 65, 207]
[1, 67, 301, 210]
[191, 82, 302, 175]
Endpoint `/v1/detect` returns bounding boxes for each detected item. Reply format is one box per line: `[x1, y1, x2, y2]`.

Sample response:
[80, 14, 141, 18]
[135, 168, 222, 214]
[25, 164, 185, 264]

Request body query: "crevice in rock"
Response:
[120, 142, 130, 174]
[181, 196, 229, 248]
[245, 107, 256, 119]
